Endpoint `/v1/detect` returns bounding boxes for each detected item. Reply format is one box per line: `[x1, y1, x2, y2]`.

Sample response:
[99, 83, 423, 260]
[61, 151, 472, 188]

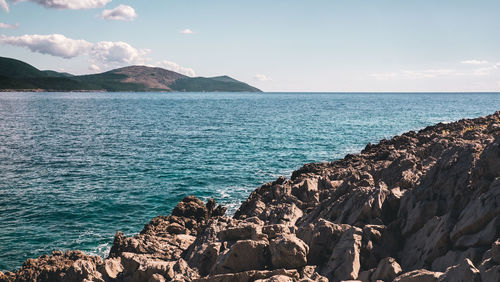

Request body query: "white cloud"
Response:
[0, 22, 18, 28]
[402, 69, 456, 79]
[0, 34, 93, 58]
[16, 0, 111, 10]
[91, 41, 149, 64]
[461, 59, 489, 65]
[0, 34, 149, 64]
[254, 74, 272, 81]
[372, 69, 458, 80]
[0, 33, 195, 75]
[0, 0, 9, 12]
[88, 64, 101, 72]
[101, 4, 137, 21]
[179, 28, 194, 35]
[370, 72, 398, 80]
[155, 60, 195, 77]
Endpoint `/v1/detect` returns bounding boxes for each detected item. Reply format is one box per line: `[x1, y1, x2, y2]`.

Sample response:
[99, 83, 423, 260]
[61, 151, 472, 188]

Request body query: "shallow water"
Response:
[1, 92, 500, 270]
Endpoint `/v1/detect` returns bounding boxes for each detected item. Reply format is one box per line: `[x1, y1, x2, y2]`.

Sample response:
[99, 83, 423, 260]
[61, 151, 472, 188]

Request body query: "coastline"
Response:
[2, 111, 500, 281]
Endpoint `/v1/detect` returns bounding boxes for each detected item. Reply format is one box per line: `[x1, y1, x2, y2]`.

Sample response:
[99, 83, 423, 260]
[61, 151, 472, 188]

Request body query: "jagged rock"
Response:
[195, 269, 300, 282]
[478, 239, 500, 282]
[108, 230, 195, 261]
[120, 252, 198, 281]
[10, 250, 103, 282]
[262, 202, 304, 225]
[213, 240, 269, 274]
[321, 226, 363, 281]
[172, 196, 209, 220]
[300, 265, 328, 281]
[292, 178, 319, 203]
[98, 257, 124, 280]
[254, 274, 294, 282]
[450, 178, 500, 243]
[431, 248, 485, 272]
[481, 265, 500, 282]
[400, 215, 452, 270]
[393, 269, 443, 282]
[149, 273, 166, 282]
[485, 239, 500, 264]
[371, 257, 402, 281]
[269, 234, 309, 269]
[219, 223, 261, 241]
[263, 224, 292, 239]
[64, 259, 104, 282]
[438, 258, 480, 282]
[297, 219, 350, 266]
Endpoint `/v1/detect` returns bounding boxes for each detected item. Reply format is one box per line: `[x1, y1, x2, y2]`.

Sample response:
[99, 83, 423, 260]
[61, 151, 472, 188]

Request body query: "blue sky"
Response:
[0, 0, 499, 91]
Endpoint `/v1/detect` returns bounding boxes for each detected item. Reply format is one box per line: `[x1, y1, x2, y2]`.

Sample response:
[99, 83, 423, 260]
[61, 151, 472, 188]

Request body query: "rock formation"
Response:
[2, 112, 500, 281]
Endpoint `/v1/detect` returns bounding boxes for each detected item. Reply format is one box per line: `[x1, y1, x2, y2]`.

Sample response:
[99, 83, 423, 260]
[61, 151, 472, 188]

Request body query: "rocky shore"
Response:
[2, 112, 500, 282]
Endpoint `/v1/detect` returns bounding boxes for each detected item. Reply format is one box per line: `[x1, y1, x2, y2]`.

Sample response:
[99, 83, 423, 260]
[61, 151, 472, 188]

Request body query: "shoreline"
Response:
[2, 111, 500, 281]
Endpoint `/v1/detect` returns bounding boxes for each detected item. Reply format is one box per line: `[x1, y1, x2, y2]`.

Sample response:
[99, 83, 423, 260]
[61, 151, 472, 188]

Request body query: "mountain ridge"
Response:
[0, 57, 262, 92]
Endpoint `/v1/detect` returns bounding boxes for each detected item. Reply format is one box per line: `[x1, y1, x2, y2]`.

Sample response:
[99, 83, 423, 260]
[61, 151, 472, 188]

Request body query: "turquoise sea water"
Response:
[1, 92, 500, 270]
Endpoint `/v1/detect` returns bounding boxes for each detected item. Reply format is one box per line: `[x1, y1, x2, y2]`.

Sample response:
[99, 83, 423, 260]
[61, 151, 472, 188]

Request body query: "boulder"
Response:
[481, 265, 500, 282]
[297, 219, 350, 266]
[11, 250, 104, 282]
[213, 240, 269, 274]
[98, 257, 123, 280]
[120, 252, 198, 281]
[450, 181, 500, 243]
[400, 215, 451, 270]
[300, 265, 328, 281]
[219, 223, 261, 241]
[438, 258, 480, 282]
[64, 259, 104, 282]
[393, 269, 443, 282]
[254, 275, 294, 282]
[292, 178, 319, 203]
[172, 196, 209, 220]
[371, 257, 402, 281]
[269, 234, 309, 269]
[321, 226, 363, 281]
[149, 273, 166, 282]
[262, 224, 292, 239]
[194, 269, 300, 282]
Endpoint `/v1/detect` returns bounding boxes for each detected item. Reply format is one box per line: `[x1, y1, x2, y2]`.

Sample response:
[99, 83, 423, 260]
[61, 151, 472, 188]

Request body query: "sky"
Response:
[0, 0, 499, 92]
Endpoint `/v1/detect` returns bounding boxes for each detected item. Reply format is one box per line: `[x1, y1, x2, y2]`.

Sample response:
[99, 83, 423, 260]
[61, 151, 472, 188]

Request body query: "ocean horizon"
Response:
[1, 91, 500, 271]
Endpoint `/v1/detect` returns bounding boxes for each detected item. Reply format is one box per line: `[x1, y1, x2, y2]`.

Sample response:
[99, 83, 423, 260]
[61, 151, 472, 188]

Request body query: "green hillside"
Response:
[0, 56, 262, 92]
[170, 76, 261, 92]
[0, 57, 47, 78]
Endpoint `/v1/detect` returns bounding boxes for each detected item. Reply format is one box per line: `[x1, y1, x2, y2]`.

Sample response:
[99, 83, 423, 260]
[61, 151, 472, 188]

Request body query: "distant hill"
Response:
[0, 56, 262, 92]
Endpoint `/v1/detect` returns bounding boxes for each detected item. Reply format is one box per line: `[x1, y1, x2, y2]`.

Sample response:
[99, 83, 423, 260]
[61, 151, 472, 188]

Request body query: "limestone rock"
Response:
[481, 265, 500, 282]
[213, 240, 269, 274]
[219, 223, 261, 241]
[263, 224, 292, 239]
[254, 274, 295, 282]
[321, 226, 363, 281]
[393, 269, 443, 282]
[98, 257, 123, 280]
[438, 258, 480, 282]
[149, 273, 166, 282]
[371, 257, 402, 281]
[195, 269, 300, 282]
[269, 234, 309, 269]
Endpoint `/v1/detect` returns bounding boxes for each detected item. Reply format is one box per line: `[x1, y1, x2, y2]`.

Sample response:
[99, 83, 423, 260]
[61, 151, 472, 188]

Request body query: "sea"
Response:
[1, 92, 500, 271]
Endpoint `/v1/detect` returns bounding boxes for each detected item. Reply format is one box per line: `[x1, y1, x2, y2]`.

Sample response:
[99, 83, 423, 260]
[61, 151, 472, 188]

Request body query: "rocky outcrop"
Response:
[3, 112, 500, 281]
